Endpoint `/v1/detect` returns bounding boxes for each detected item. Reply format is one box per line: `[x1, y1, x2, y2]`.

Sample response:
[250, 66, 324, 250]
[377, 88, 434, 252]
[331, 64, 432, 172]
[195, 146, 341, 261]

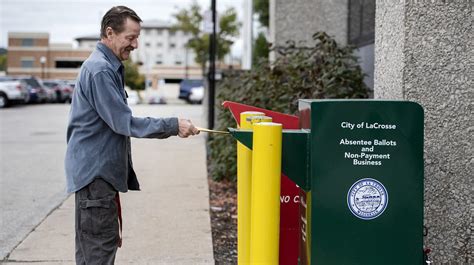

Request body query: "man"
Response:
[65, 6, 200, 264]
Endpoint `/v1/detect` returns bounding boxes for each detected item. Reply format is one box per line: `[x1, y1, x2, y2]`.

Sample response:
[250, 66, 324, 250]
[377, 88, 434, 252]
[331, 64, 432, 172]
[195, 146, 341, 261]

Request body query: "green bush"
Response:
[208, 32, 369, 181]
[124, 59, 145, 90]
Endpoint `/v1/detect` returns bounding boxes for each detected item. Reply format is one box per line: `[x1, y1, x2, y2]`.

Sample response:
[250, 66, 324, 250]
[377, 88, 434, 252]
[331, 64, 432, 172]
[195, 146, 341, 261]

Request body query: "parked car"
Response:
[66, 80, 76, 90]
[7, 76, 48, 103]
[0, 80, 29, 108]
[43, 80, 74, 103]
[125, 89, 141, 105]
[43, 85, 57, 103]
[0, 76, 13, 82]
[178, 79, 204, 104]
[147, 92, 167, 104]
[188, 85, 204, 104]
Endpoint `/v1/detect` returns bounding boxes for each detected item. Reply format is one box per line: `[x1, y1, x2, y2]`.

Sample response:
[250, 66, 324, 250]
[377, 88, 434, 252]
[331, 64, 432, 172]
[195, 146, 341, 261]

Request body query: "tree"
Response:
[253, 0, 269, 27]
[0, 54, 6, 71]
[253, 32, 269, 65]
[209, 32, 369, 181]
[123, 59, 145, 90]
[173, 1, 240, 72]
[253, 0, 270, 62]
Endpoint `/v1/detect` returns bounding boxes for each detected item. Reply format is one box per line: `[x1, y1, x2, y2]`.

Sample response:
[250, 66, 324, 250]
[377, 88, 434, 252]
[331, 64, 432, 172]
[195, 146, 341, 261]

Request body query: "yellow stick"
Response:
[250, 122, 282, 265]
[237, 111, 265, 265]
[195, 127, 229, 134]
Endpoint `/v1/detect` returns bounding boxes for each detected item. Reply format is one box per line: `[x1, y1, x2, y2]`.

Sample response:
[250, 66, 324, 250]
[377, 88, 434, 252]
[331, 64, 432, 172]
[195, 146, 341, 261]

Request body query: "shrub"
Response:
[208, 32, 369, 181]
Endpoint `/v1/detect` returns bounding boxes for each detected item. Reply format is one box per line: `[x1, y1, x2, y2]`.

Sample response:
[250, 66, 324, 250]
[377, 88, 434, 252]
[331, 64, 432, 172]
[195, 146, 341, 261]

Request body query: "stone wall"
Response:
[270, 0, 348, 52]
[269, 0, 379, 90]
[375, 1, 473, 263]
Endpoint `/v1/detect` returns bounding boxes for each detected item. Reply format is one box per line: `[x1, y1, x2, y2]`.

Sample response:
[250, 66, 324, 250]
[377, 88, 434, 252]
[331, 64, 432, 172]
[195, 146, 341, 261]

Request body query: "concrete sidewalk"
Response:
[3, 108, 214, 264]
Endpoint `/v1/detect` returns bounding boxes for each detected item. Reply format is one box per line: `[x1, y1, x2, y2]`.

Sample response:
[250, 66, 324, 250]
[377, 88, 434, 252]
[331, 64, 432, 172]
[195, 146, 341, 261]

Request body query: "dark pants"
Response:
[75, 178, 119, 265]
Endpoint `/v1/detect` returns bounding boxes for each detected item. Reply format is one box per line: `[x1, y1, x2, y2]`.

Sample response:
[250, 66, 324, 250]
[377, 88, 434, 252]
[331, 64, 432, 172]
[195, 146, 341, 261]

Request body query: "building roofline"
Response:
[141, 19, 173, 29]
[8, 32, 49, 39]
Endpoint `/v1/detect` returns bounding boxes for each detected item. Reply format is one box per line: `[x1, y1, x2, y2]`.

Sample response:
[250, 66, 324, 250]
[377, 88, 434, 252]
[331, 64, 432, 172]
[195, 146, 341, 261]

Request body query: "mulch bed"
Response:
[208, 177, 237, 264]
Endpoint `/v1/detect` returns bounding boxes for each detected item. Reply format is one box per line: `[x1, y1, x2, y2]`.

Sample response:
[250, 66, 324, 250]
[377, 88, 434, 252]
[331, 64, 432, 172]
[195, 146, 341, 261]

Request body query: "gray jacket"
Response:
[65, 42, 178, 193]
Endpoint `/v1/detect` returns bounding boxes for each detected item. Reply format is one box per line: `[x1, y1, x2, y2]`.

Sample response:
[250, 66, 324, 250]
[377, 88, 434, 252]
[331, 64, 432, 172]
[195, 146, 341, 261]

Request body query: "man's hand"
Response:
[178, 119, 200, 138]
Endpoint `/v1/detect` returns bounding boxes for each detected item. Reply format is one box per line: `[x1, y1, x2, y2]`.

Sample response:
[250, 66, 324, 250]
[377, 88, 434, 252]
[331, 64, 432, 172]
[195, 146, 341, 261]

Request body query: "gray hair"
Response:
[100, 6, 142, 38]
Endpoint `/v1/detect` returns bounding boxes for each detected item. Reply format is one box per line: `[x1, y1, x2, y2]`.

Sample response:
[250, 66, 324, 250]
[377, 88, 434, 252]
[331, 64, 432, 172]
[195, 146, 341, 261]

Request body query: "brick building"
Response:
[7, 32, 92, 80]
[7, 29, 239, 83]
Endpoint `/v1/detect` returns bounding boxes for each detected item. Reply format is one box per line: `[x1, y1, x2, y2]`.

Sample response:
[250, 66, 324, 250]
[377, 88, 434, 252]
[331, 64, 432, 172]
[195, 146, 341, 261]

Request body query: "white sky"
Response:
[0, 0, 244, 56]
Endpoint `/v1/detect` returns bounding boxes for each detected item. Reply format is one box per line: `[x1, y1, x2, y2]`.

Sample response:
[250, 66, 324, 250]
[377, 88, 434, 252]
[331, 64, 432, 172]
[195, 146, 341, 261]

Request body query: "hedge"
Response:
[208, 32, 369, 181]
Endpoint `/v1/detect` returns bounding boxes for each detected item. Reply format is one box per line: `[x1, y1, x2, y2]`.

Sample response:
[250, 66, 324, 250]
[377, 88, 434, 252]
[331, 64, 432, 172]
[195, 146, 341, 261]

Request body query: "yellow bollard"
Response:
[250, 122, 282, 265]
[248, 115, 272, 125]
[238, 111, 265, 265]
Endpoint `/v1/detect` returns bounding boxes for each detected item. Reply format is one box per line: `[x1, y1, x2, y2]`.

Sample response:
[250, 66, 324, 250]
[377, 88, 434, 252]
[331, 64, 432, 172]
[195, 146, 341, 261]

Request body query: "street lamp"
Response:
[40, 56, 47, 79]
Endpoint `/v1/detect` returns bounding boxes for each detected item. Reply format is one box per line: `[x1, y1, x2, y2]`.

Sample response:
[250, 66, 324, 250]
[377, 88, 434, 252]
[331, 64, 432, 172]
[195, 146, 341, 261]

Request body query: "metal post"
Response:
[250, 122, 282, 264]
[208, 0, 216, 129]
[237, 111, 266, 265]
[242, 0, 253, 69]
[185, 44, 189, 80]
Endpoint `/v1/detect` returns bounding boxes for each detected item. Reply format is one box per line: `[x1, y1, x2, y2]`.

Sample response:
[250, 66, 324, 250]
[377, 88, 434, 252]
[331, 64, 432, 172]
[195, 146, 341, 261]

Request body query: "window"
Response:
[145, 42, 151, 47]
[55, 60, 83, 68]
[169, 31, 176, 37]
[348, 0, 375, 47]
[349, 0, 375, 91]
[21, 38, 34, 47]
[175, 55, 182, 65]
[156, 54, 163, 65]
[157, 42, 163, 47]
[157, 30, 163, 35]
[21, 58, 34, 68]
[169, 43, 176, 48]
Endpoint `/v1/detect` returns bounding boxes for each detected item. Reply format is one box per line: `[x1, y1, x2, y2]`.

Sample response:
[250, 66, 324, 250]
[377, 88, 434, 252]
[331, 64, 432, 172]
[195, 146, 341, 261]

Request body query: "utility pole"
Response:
[185, 41, 189, 80]
[242, 0, 253, 69]
[208, 0, 217, 129]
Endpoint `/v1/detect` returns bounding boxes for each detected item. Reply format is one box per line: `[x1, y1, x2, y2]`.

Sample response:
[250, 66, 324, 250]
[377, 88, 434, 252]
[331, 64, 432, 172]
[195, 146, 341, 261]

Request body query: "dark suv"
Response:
[178, 79, 204, 104]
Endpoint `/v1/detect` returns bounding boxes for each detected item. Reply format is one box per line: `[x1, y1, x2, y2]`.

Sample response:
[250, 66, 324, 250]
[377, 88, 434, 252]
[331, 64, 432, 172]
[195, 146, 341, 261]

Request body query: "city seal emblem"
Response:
[347, 178, 388, 220]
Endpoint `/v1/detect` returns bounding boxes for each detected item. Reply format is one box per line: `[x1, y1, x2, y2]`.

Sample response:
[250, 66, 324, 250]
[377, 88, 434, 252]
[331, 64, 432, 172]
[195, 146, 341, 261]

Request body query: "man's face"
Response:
[105, 17, 140, 61]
